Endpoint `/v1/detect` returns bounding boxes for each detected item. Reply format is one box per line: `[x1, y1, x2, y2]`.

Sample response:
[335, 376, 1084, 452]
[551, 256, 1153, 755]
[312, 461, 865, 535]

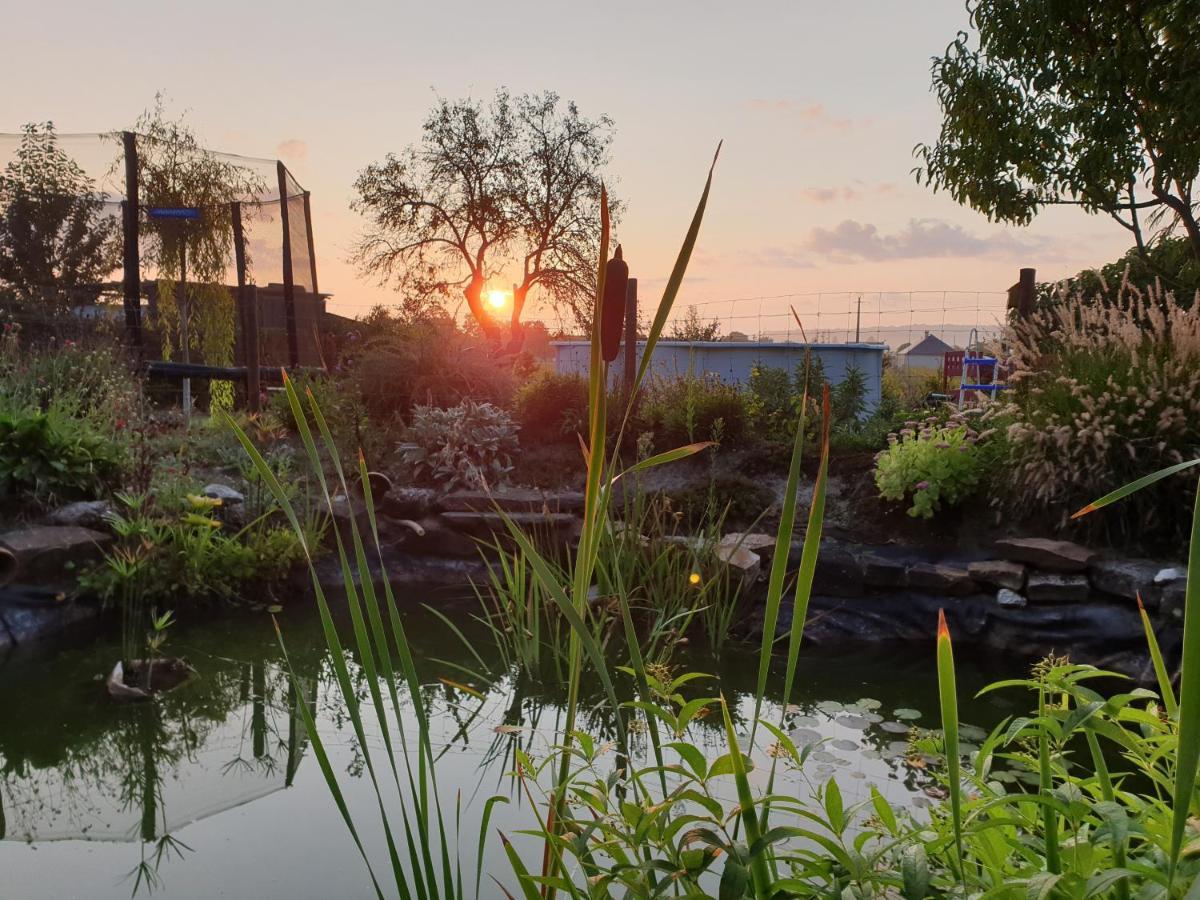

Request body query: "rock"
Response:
[862, 553, 909, 589]
[0, 592, 99, 649]
[1155, 566, 1186, 585]
[996, 588, 1027, 608]
[1026, 572, 1091, 603]
[46, 500, 114, 530]
[1161, 580, 1187, 620]
[202, 483, 245, 505]
[968, 559, 1026, 591]
[810, 538, 866, 597]
[1089, 557, 1166, 606]
[719, 532, 776, 557]
[329, 494, 367, 524]
[907, 563, 977, 596]
[0, 525, 113, 580]
[994, 537, 1097, 573]
[441, 488, 585, 514]
[715, 543, 762, 589]
[381, 487, 439, 519]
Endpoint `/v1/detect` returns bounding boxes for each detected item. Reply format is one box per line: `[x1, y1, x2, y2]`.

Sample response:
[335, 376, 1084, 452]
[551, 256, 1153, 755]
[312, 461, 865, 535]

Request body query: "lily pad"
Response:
[893, 708, 922, 721]
[880, 721, 912, 734]
[835, 714, 870, 730]
[791, 728, 823, 746]
[831, 738, 859, 752]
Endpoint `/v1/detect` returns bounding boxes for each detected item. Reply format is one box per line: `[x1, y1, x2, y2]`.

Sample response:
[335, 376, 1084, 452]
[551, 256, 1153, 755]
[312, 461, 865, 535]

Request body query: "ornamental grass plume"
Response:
[998, 275, 1200, 547]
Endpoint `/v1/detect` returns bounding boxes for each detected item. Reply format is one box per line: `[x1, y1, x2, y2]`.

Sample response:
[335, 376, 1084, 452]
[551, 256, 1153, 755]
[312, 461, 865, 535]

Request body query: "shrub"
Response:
[640, 373, 747, 449]
[400, 399, 519, 491]
[0, 408, 123, 504]
[511, 369, 588, 444]
[1002, 282, 1200, 546]
[348, 317, 515, 420]
[874, 413, 991, 518]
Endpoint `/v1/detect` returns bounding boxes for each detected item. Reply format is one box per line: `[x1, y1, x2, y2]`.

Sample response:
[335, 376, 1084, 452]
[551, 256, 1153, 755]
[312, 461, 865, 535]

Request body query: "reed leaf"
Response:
[936, 609, 964, 880]
[1137, 593, 1178, 716]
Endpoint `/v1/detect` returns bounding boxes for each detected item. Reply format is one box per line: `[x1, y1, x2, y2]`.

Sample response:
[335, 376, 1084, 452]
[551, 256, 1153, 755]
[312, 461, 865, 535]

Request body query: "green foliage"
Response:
[0, 122, 119, 318]
[510, 368, 588, 444]
[874, 414, 991, 518]
[830, 363, 867, 425]
[640, 373, 747, 449]
[400, 399, 519, 491]
[81, 491, 313, 608]
[0, 407, 123, 504]
[666, 304, 721, 341]
[1052, 236, 1200, 311]
[917, 0, 1200, 255]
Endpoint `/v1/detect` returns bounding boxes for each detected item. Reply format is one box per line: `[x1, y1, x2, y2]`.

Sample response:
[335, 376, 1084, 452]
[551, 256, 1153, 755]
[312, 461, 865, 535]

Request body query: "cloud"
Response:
[798, 183, 896, 204]
[747, 99, 863, 131]
[277, 138, 308, 161]
[803, 218, 1049, 262]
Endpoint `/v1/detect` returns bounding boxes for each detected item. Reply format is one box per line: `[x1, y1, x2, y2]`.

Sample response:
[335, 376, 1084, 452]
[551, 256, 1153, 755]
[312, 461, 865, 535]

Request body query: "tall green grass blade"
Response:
[720, 694, 770, 899]
[1138, 593, 1178, 716]
[936, 609, 964, 880]
[629, 144, 721, 399]
[1075, 463, 1200, 885]
[1070, 457, 1200, 519]
[272, 619, 388, 900]
[1169, 480, 1200, 884]
[225, 399, 412, 897]
[1038, 675, 1061, 874]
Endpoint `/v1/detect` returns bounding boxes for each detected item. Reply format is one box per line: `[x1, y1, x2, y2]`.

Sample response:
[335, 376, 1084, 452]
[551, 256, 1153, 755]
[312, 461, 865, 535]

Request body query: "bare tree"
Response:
[352, 90, 619, 346]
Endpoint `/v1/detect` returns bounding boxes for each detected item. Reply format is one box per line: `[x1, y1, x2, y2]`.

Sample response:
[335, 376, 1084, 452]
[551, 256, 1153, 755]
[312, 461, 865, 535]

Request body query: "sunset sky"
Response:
[1, 0, 1133, 341]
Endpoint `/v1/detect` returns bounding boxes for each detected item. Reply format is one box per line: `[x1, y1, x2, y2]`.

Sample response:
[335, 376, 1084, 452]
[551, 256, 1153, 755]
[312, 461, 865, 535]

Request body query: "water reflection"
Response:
[0, 602, 1027, 898]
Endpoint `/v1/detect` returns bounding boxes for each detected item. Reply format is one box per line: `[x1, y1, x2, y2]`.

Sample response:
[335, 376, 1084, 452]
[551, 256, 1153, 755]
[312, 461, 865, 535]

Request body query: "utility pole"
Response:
[855, 295, 862, 342]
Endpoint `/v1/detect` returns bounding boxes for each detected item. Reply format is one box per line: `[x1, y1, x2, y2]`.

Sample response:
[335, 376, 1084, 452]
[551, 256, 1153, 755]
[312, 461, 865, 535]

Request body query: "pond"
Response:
[0, 592, 1036, 899]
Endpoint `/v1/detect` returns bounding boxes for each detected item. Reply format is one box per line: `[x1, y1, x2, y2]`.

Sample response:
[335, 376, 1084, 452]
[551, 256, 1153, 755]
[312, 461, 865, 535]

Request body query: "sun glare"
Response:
[487, 289, 507, 310]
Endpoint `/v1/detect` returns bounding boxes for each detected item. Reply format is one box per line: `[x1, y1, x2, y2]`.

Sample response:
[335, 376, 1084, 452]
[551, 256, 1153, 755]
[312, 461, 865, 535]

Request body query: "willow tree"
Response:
[352, 90, 618, 345]
[131, 99, 262, 408]
[916, 1, 1200, 259]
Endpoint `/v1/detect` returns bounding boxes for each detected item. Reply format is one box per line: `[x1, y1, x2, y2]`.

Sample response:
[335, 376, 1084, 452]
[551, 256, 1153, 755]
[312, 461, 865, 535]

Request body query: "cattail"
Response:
[600, 245, 629, 363]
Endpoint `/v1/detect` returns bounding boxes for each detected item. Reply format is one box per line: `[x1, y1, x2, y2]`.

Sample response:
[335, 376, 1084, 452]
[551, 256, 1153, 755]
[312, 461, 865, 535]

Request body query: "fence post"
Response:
[121, 131, 143, 360]
[231, 202, 261, 412]
[624, 277, 638, 398]
[1018, 267, 1036, 319]
[244, 286, 262, 413]
[277, 161, 299, 368]
[303, 190, 319, 294]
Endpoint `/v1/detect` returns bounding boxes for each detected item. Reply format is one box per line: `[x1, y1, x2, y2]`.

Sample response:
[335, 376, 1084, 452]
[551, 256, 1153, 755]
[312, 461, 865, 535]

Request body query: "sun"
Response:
[487, 289, 507, 310]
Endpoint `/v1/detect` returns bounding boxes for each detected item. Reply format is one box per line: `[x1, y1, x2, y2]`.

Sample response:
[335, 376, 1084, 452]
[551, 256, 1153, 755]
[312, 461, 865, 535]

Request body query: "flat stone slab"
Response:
[46, 500, 114, 529]
[1089, 557, 1172, 607]
[440, 510, 578, 538]
[202, 483, 245, 504]
[720, 532, 776, 555]
[907, 563, 976, 596]
[441, 489, 585, 514]
[968, 559, 1026, 591]
[994, 537, 1096, 573]
[0, 526, 112, 580]
[1027, 572, 1091, 603]
[996, 588, 1027, 608]
[862, 553, 909, 589]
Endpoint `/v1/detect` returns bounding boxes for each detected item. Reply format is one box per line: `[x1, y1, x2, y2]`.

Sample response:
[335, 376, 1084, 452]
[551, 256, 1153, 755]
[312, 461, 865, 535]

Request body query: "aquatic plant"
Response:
[232, 141, 1200, 898]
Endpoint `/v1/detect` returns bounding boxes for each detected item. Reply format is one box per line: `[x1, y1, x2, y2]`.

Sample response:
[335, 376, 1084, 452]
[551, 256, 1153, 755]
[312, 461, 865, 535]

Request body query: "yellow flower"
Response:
[688, 572, 701, 586]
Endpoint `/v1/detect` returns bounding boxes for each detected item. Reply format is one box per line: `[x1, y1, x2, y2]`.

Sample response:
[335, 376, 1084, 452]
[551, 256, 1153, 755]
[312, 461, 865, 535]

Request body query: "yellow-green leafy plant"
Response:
[874, 413, 989, 517]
